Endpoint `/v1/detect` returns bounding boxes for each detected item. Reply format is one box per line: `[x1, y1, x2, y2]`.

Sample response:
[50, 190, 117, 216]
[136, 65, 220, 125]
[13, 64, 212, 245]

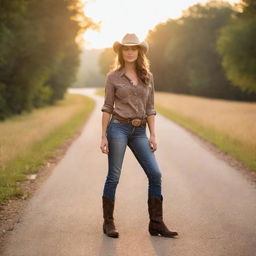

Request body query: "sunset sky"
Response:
[81, 0, 241, 49]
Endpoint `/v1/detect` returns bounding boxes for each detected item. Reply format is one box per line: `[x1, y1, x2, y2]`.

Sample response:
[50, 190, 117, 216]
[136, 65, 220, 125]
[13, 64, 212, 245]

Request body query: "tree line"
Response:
[99, 0, 256, 101]
[0, 0, 96, 120]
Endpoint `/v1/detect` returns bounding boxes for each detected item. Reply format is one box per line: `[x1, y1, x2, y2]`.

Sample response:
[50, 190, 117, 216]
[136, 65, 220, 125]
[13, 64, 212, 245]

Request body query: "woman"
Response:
[100, 33, 178, 239]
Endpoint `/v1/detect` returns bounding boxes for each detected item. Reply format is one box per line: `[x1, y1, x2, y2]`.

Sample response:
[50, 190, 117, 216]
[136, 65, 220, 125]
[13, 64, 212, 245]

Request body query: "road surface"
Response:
[1, 88, 256, 256]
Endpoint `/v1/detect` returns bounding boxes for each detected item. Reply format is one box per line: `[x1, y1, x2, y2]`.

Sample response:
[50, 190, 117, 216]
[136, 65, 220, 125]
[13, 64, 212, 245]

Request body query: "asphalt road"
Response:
[2, 88, 256, 256]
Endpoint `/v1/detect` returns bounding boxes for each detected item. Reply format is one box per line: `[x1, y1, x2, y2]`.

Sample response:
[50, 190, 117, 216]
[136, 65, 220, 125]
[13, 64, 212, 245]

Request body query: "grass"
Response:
[95, 88, 104, 97]
[155, 92, 256, 173]
[0, 93, 95, 204]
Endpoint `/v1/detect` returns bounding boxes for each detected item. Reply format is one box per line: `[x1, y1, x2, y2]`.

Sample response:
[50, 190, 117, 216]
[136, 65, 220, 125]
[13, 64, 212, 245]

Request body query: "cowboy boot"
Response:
[148, 195, 178, 238]
[102, 195, 119, 238]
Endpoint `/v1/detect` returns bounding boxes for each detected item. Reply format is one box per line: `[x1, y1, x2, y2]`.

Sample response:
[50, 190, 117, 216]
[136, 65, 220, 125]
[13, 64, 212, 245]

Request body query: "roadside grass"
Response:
[96, 88, 104, 97]
[155, 92, 256, 173]
[0, 93, 95, 204]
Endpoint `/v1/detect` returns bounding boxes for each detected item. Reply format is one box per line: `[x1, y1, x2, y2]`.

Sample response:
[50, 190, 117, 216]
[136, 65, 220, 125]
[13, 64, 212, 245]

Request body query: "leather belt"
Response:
[112, 113, 147, 127]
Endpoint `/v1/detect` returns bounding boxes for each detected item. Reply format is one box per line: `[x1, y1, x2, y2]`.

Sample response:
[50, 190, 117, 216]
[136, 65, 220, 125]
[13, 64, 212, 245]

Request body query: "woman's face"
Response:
[121, 45, 139, 63]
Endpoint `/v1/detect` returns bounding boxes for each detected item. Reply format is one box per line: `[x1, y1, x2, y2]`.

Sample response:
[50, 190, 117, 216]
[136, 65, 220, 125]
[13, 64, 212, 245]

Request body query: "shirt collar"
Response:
[118, 67, 144, 85]
[119, 67, 126, 77]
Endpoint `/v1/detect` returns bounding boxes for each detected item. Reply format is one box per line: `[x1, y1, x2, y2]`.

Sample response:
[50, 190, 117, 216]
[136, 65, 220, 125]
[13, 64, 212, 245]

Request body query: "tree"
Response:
[145, 0, 256, 100]
[0, 0, 98, 120]
[98, 48, 116, 76]
[238, 0, 256, 17]
[217, 0, 256, 93]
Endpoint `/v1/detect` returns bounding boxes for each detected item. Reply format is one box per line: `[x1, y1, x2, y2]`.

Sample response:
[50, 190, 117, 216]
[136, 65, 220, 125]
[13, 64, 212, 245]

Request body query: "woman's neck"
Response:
[124, 62, 136, 73]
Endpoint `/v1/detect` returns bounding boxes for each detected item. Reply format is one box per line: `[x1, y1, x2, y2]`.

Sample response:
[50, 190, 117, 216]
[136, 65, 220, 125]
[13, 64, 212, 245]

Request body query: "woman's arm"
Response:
[100, 73, 115, 154]
[147, 115, 157, 152]
[146, 73, 157, 152]
[100, 112, 111, 154]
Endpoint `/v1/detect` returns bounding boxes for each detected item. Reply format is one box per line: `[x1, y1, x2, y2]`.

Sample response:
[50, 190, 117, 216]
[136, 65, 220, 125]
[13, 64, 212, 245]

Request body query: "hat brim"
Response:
[113, 41, 148, 54]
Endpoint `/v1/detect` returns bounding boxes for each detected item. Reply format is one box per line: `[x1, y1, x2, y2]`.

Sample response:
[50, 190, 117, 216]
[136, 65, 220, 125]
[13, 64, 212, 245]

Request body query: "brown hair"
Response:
[110, 45, 151, 86]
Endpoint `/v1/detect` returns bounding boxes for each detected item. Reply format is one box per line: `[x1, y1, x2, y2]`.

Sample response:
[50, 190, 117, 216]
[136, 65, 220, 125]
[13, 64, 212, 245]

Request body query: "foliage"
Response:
[98, 48, 116, 75]
[217, 0, 256, 93]
[0, 0, 96, 120]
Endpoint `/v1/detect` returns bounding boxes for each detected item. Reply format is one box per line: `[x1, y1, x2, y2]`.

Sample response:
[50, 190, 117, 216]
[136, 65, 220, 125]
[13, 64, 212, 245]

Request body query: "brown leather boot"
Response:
[102, 195, 119, 238]
[148, 195, 178, 238]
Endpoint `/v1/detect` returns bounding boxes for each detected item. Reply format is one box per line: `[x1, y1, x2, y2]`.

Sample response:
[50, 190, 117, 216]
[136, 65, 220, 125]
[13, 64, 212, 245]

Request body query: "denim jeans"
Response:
[103, 118, 162, 200]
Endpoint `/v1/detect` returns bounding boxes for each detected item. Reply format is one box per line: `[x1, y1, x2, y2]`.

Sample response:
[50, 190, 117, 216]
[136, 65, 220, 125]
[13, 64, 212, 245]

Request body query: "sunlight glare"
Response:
[81, 0, 241, 49]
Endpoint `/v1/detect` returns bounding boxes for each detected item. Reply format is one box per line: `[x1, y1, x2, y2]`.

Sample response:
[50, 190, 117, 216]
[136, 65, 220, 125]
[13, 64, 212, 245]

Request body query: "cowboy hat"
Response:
[113, 33, 149, 54]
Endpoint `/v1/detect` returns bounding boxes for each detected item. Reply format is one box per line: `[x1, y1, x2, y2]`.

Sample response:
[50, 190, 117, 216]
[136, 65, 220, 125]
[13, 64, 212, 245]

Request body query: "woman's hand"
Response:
[100, 136, 109, 154]
[149, 135, 157, 152]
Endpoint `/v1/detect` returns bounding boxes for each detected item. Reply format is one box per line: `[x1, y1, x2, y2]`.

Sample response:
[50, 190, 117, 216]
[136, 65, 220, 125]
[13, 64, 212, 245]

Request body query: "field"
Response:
[0, 93, 95, 203]
[155, 92, 256, 173]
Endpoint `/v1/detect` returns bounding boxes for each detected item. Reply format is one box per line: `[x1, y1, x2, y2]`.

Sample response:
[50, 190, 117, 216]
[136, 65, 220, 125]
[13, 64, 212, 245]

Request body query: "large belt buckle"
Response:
[131, 118, 142, 127]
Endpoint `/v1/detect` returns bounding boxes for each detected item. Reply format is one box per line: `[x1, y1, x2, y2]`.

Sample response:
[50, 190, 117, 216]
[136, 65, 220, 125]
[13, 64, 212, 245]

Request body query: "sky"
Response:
[81, 0, 241, 49]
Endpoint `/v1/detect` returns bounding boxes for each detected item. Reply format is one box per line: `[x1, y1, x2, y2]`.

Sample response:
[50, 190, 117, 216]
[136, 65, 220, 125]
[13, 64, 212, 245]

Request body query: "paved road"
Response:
[2, 88, 256, 256]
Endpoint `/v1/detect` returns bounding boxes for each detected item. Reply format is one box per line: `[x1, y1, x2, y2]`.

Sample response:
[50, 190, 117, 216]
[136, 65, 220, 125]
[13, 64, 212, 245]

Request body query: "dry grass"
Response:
[0, 93, 92, 168]
[0, 93, 95, 203]
[96, 88, 104, 96]
[155, 92, 256, 172]
[155, 92, 256, 148]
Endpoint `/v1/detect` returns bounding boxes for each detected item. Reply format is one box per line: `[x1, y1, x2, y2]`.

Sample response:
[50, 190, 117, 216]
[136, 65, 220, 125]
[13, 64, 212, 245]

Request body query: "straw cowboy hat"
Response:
[113, 33, 149, 54]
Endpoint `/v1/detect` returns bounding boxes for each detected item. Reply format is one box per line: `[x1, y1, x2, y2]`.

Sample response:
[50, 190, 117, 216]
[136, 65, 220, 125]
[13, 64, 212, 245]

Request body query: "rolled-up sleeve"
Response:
[101, 74, 115, 114]
[146, 74, 157, 116]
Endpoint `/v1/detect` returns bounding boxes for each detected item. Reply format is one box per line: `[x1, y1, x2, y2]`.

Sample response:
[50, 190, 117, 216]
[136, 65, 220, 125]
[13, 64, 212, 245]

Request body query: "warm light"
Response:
[81, 0, 241, 49]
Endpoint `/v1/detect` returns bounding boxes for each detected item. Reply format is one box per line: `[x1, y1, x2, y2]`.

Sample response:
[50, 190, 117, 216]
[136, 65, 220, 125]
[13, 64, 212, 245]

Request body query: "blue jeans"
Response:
[103, 118, 162, 200]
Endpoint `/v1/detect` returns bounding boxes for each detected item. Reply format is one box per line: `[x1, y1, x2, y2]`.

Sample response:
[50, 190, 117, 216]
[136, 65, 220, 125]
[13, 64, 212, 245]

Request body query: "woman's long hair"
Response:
[110, 45, 151, 86]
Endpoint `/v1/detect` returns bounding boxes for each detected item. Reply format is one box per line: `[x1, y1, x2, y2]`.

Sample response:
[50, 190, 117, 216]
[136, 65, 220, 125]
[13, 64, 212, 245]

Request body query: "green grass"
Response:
[0, 93, 95, 204]
[156, 104, 256, 173]
[96, 88, 104, 96]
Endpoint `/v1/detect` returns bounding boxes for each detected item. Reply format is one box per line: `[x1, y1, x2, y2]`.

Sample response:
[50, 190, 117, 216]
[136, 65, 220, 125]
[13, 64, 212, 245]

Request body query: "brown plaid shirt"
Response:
[101, 67, 157, 119]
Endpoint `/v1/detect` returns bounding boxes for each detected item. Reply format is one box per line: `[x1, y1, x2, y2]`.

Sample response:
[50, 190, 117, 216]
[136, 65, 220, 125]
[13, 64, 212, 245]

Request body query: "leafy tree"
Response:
[0, 0, 97, 120]
[146, 0, 256, 100]
[217, 0, 256, 92]
[98, 48, 116, 75]
[238, 0, 256, 17]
